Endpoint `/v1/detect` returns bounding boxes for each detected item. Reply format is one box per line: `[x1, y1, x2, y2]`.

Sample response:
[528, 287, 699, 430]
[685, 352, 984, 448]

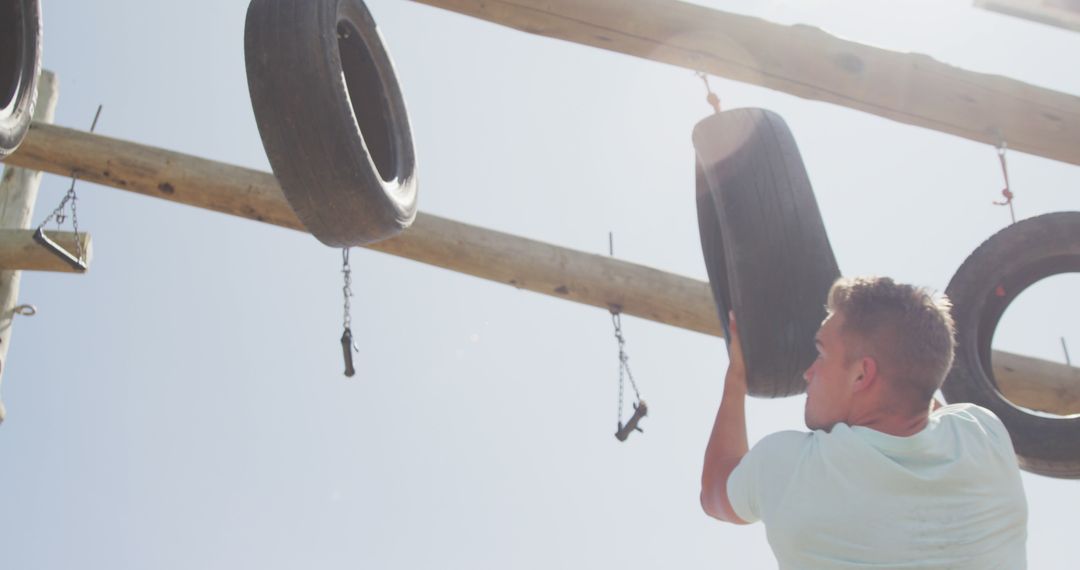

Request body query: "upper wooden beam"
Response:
[411, 0, 1080, 167]
[976, 0, 1080, 33]
[2, 123, 1077, 415]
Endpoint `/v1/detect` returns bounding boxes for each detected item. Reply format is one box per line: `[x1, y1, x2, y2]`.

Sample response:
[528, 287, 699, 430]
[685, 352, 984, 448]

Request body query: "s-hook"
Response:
[695, 71, 721, 115]
[992, 138, 1016, 225]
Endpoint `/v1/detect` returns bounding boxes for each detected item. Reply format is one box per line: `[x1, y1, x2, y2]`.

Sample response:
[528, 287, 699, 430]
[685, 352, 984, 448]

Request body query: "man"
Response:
[701, 276, 1027, 568]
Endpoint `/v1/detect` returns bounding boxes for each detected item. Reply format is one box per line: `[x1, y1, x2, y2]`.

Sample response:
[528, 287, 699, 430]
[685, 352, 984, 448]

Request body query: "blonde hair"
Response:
[827, 276, 956, 411]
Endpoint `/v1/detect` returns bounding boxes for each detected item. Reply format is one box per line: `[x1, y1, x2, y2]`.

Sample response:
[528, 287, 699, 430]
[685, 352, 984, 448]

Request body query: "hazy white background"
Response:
[1, 0, 1078, 568]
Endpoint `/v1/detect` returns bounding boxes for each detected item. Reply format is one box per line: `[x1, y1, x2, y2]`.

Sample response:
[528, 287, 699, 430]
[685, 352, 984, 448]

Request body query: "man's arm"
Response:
[700, 312, 750, 524]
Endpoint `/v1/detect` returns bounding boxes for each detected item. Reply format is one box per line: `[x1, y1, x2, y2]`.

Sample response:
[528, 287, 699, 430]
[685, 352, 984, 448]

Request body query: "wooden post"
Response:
[0, 70, 59, 423]
[411, 0, 1080, 167]
[2, 124, 1077, 414]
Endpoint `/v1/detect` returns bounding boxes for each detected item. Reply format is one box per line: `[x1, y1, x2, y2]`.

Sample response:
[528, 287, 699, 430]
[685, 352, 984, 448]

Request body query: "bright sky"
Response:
[2, 0, 1079, 568]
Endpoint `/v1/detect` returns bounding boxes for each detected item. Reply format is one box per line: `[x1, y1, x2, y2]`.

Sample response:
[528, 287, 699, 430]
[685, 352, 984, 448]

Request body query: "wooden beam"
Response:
[0, 71, 59, 423]
[976, 0, 1080, 33]
[2, 124, 1077, 414]
[0, 229, 93, 273]
[410, 0, 1080, 167]
[995, 350, 1080, 416]
[2, 123, 719, 336]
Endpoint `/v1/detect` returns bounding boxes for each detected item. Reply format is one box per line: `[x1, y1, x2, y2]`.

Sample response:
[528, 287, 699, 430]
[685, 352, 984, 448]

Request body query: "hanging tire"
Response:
[0, 0, 41, 158]
[244, 0, 417, 247]
[942, 211, 1080, 478]
[694, 109, 840, 398]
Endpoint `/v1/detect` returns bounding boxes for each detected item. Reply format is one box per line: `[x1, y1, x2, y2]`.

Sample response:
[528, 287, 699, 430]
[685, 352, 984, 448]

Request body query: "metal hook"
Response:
[13, 305, 36, 317]
[695, 71, 722, 114]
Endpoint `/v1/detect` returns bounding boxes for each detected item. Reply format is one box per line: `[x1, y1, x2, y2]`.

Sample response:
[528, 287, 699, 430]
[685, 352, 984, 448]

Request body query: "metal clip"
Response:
[33, 228, 87, 272]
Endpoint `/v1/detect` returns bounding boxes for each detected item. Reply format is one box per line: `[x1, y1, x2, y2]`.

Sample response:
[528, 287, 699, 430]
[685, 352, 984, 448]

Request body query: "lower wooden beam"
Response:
[3, 123, 719, 335]
[994, 350, 1080, 416]
[2, 123, 1076, 414]
[0, 229, 93, 273]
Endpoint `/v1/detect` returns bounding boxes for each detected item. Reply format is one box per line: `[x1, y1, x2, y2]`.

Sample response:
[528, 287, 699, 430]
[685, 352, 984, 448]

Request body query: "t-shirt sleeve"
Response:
[726, 430, 810, 524]
[955, 404, 1020, 459]
[973, 406, 1011, 443]
[934, 403, 1014, 450]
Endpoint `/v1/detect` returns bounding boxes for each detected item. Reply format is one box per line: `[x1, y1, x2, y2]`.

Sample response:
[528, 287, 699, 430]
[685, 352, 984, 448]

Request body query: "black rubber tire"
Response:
[0, 0, 41, 158]
[694, 109, 840, 398]
[942, 211, 1080, 478]
[245, 0, 417, 247]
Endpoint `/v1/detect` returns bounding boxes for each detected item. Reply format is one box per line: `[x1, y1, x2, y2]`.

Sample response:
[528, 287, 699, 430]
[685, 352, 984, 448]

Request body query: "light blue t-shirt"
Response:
[727, 403, 1028, 569]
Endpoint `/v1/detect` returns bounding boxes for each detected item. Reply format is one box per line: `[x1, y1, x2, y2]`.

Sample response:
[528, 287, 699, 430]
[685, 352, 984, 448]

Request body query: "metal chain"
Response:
[37, 182, 74, 231]
[70, 183, 82, 262]
[342, 248, 353, 331]
[607, 232, 644, 436]
[34, 172, 84, 263]
[339, 248, 359, 378]
[612, 311, 642, 427]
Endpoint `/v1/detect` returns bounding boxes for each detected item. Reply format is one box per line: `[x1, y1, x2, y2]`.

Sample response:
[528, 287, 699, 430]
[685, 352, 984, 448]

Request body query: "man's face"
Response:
[803, 312, 861, 431]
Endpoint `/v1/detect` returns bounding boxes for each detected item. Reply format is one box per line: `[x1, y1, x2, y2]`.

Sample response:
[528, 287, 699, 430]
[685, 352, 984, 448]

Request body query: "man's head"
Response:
[802, 276, 956, 431]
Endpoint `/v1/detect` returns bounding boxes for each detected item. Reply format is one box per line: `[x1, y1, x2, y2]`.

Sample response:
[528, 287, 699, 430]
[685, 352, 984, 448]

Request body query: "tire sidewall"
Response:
[0, 0, 42, 157]
[944, 211, 1080, 477]
[245, 0, 417, 247]
[328, 0, 417, 222]
[694, 108, 839, 398]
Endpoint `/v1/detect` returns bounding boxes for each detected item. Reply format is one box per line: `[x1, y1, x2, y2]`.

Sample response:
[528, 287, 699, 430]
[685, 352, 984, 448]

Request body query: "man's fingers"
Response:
[727, 310, 744, 362]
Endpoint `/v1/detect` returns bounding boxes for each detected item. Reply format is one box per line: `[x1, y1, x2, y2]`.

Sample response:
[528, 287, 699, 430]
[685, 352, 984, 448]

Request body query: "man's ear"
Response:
[854, 356, 878, 392]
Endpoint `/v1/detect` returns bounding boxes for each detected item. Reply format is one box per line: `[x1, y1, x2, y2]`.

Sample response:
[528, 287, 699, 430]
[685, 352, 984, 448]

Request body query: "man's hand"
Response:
[726, 310, 748, 395]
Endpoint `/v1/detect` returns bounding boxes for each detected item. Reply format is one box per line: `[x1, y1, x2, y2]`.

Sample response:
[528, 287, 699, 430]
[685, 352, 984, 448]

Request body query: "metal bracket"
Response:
[615, 401, 647, 441]
[341, 327, 356, 378]
[33, 228, 87, 272]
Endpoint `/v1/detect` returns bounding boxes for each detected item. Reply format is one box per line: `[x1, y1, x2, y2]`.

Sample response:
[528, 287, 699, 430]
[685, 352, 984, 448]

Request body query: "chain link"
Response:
[36, 179, 84, 264]
[612, 311, 641, 428]
[38, 182, 72, 230]
[339, 248, 359, 378]
[342, 248, 353, 331]
[608, 232, 643, 431]
[71, 186, 82, 262]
